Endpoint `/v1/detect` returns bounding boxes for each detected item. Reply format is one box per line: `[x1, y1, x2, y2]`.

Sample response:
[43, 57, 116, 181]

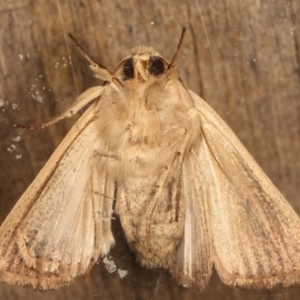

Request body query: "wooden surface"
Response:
[1, 0, 300, 299]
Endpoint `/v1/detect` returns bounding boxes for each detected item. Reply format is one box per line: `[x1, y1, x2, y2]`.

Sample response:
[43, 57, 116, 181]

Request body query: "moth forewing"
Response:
[0, 88, 116, 289]
[189, 89, 300, 289]
[1, 29, 300, 295]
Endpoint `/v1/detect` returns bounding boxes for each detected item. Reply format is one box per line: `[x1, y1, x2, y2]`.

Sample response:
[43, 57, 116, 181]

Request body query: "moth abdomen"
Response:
[117, 172, 186, 269]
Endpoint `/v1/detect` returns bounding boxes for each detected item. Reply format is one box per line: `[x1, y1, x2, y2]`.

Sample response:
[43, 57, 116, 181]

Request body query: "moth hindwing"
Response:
[1, 28, 300, 293]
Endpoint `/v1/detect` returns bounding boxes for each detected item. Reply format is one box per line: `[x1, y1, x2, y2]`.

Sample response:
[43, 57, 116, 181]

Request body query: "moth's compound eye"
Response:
[149, 56, 165, 76]
[123, 58, 134, 79]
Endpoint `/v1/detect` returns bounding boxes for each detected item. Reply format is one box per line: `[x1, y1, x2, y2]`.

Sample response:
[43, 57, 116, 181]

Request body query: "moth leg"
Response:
[90, 152, 116, 258]
[140, 150, 183, 253]
[15, 86, 104, 129]
[143, 109, 201, 249]
[91, 149, 118, 254]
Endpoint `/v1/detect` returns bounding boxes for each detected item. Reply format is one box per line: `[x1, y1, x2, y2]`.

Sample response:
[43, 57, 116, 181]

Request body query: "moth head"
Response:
[113, 46, 168, 82]
[111, 28, 186, 84]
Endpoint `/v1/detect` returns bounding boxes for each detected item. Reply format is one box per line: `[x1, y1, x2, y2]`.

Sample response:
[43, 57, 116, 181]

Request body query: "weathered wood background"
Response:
[1, 0, 300, 299]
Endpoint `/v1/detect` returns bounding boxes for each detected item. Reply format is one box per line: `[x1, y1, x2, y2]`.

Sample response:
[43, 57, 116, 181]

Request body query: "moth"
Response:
[1, 28, 300, 293]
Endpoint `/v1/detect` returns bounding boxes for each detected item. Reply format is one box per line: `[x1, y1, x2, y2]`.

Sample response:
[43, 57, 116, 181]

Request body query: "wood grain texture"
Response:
[0, 0, 300, 299]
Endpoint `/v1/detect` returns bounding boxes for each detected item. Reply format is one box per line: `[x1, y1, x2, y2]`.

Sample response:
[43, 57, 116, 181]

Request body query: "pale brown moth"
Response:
[1, 28, 300, 293]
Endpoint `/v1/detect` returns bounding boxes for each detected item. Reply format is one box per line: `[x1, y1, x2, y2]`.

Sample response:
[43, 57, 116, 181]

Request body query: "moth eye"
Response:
[123, 58, 134, 79]
[149, 56, 165, 76]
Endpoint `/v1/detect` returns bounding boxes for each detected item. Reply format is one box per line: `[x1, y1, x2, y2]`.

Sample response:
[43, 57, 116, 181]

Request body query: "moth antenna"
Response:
[68, 33, 123, 89]
[168, 27, 187, 69]
[68, 33, 107, 70]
